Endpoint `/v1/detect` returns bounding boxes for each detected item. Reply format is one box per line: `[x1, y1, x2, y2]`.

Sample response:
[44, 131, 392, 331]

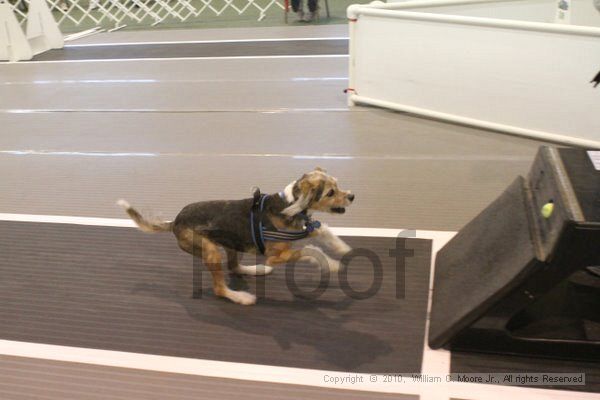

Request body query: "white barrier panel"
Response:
[386, 0, 600, 26]
[0, 3, 33, 61]
[347, 1, 600, 148]
[1, 0, 63, 61]
[26, 0, 64, 54]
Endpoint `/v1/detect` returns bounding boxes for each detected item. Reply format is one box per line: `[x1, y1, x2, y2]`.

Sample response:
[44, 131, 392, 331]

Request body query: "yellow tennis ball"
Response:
[541, 202, 554, 218]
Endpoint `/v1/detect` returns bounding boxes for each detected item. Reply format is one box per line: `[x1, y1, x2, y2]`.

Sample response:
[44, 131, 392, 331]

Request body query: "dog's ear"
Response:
[314, 180, 325, 201]
[283, 177, 311, 216]
[314, 166, 327, 173]
[282, 175, 323, 216]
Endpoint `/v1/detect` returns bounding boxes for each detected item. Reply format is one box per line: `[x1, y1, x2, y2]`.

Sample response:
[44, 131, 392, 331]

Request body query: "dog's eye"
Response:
[327, 189, 335, 197]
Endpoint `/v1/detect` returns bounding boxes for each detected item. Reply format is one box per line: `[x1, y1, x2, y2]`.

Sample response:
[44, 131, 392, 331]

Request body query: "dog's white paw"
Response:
[333, 242, 352, 257]
[315, 224, 352, 257]
[233, 264, 273, 276]
[301, 245, 342, 273]
[116, 199, 131, 209]
[325, 258, 341, 273]
[226, 290, 257, 305]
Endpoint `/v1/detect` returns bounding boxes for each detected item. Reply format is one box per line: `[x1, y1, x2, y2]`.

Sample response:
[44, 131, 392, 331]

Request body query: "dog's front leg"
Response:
[312, 223, 352, 258]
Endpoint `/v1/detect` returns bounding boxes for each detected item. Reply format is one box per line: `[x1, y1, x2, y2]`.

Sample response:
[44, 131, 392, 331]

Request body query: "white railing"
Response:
[347, 0, 600, 148]
[3, 0, 286, 31]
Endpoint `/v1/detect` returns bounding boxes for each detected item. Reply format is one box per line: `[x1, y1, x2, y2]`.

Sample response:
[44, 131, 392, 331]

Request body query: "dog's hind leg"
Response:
[226, 248, 273, 276]
[202, 239, 256, 305]
[175, 228, 256, 304]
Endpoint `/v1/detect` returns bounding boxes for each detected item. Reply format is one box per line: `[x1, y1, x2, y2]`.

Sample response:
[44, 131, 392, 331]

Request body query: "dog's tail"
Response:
[117, 199, 173, 233]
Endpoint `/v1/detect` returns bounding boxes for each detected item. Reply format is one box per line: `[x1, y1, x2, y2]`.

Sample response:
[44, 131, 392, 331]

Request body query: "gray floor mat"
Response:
[0, 221, 431, 373]
[30, 39, 348, 61]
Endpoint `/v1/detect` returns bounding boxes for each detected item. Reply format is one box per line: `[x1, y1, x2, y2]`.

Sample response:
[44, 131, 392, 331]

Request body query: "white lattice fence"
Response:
[2, 0, 285, 31]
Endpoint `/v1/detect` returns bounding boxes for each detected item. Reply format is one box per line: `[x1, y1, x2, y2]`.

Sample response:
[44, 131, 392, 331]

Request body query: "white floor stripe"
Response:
[0, 77, 347, 86]
[10, 54, 349, 65]
[0, 337, 593, 399]
[66, 37, 349, 47]
[0, 213, 137, 228]
[0, 108, 354, 115]
[0, 339, 428, 396]
[0, 151, 532, 162]
[0, 213, 452, 238]
[0, 213, 594, 400]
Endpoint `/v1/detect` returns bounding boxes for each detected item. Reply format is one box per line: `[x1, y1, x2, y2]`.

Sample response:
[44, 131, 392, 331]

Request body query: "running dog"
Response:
[117, 167, 354, 305]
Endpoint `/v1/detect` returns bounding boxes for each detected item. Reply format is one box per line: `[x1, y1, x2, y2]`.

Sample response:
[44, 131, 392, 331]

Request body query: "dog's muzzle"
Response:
[330, 193, 354, 214]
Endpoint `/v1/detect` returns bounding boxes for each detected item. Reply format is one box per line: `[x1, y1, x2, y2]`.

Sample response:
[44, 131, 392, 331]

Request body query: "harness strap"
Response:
[250, 189, 321, 254]
[250, 189, 266, 254]
[263, 229, 311, 241]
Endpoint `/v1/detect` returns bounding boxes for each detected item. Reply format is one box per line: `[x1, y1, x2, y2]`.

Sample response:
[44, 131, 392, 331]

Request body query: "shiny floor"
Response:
[0, 26, 547, 231]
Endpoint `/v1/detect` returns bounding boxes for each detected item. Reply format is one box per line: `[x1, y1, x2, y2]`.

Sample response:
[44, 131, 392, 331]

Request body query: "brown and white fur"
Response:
[118, 167, 354, 305]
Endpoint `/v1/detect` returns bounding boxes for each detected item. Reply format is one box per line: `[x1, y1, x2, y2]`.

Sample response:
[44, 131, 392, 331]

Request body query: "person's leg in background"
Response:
[291, 0, 304, 21]
[304, 0, 318, 22]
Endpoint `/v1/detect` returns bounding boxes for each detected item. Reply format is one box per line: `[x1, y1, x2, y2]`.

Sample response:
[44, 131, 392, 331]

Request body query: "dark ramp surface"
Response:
[0, 221, 431, 373]
[31, 39, 349, 61]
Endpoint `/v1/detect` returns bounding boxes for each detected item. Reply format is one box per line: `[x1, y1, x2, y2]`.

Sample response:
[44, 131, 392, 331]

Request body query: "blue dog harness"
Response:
[250, 190, 321, 254]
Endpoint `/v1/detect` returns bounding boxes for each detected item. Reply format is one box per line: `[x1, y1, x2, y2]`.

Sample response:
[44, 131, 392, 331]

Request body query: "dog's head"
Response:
[282, 167, 354, 216]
